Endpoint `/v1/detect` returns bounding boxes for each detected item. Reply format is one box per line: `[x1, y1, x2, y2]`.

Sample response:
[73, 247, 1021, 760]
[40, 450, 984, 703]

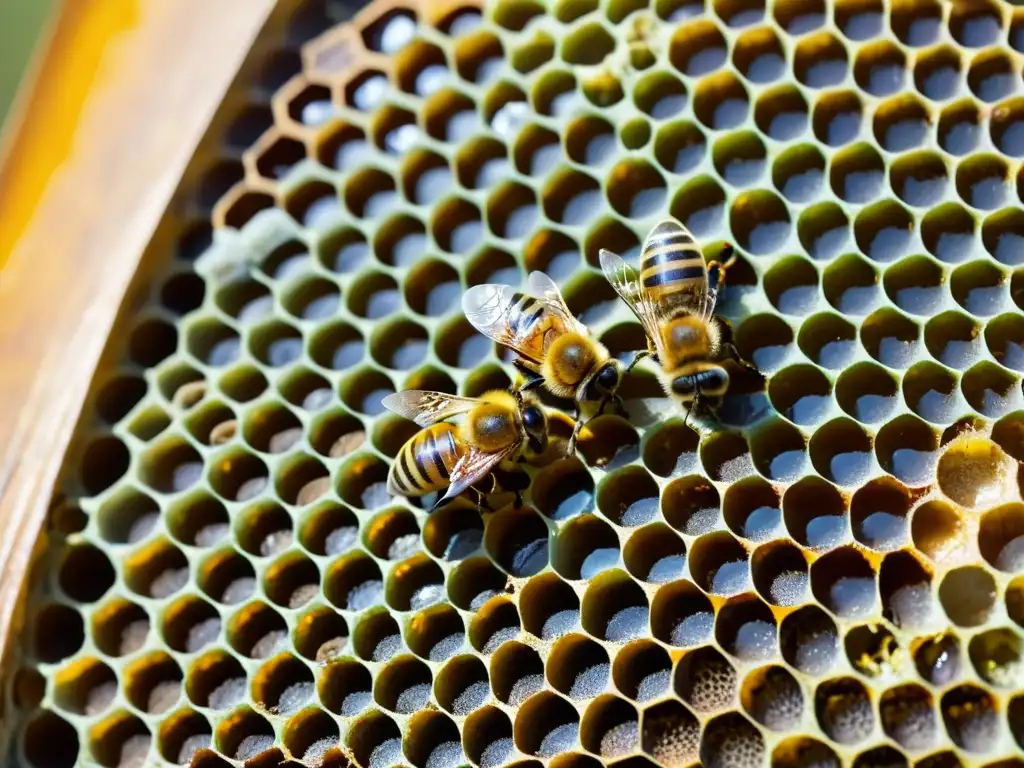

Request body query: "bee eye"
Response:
[522, 406, 544, 430]
[597, 365, 619, 389]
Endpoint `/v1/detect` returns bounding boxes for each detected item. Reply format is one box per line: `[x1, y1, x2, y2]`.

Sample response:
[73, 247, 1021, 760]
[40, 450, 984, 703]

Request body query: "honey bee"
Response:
[599, 218, 758, 421]
[383, 389, 548, 510]
[463, 271, 633, 448]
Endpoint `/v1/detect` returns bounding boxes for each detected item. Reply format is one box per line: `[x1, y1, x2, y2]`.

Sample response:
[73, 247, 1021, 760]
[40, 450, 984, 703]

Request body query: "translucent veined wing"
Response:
[462, 283, 542, 364]
[526, 271, 589, 337]
[382, 390, 480, 427]
[435, 442, 518, 507]
[638, 219, 712, 320]
[599, 247, 667, 360]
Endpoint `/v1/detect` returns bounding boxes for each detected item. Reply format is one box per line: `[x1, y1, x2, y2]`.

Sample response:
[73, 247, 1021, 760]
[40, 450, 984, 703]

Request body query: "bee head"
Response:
[520, 404, 548, 452]
[585, 361, 622, 401]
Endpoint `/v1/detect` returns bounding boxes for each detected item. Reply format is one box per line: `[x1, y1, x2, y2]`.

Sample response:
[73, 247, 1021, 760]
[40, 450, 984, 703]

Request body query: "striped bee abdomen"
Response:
[639, 220, 707, 304]
[388, 423, 465, 497]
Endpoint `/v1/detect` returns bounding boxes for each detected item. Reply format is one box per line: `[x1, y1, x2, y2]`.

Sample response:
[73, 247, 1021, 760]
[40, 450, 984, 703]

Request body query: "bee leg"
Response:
[566, 405, 583, 455]
[624, 349, 654, 374]
[475, 488, 493, 512]
[723, 341, 761, 377]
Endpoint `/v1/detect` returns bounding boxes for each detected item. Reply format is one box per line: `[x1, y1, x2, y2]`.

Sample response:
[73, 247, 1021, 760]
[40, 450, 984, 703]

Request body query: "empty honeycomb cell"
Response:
[308, 409, 365, 459]
[235, 502, 293, 558]
[96, 487, 159, 546]
[580, 695, 638, 757]
[218, 363, 268, 404]
[362, 507, 419, 562]
[692, 71, 749, 132]
[855, 41, 908, 97]
[434, 654, 490, 716]
[405, 710, 467, 768]
[920, 204, 977, 266]
[452, 29, 504, 84]
[650, 578, 714, 648]
[532, 458, 595, 521]
[880, 550, 934, 630]
[263, 551, 320, 609]
[749, 418, 807, 482]
[225, 600, 287, 660]
[323, 551, 383, 611]
[464, 708, 515, 768]
[711, 130, 765, 189]
[122, 538, 188, 600]
[798, 204, 850, 262]
[581, 569, 649, 643]
[548, 634, 611, 702]
[486, 181, 539, 241]
[623, 523, 686, 586]
[221, 189, 276, 230]
[158, 708, 212, 764]
[891, 151, 951, 209]
[991, 99, 1024, 158]
[386, 553, 447, 612]
[346, 709, 403, 768]
[470, 598, 522, 654]
[297, 501, 359, 557]
[421, 501, 484, 561]
[542, 168, 602, 226]
[23, 709, 79, 767]
[488, 641, 543, 708]
[731, 26, 785, 84]
[783, 474, 850, 548]
[773, 144, 826, 204]
[90, 598, 147, 658]
[337, 451, 391, 509]
[89, 712, 151, 768]
[729, 189, 790, 255]
[281, 709, 339, 764]
[374, 655, 433, 714]
[317, 657, 372, 716]
[130, 317, 179, 368]
[688, 530, 749, 595]
[978, 503, 1024, 573]
[292, 605, 348, 663]
[403, 259, 461, 319]
[314, 120, 368, 173]
[850, 477, 914, 552]
[516, 574, 577, 642]
[700, 429, 754, 483]
[124, 651, 183, 715]
[986, 313, 1024, 372]
[808, 416, 871, 483]
[254, 134, 305, 180]
[938, 99, 985, 156]
[633, 72, 686, 122]
[797, 313, 855, 371]
[514, 691, 581, 758]
[751, 540, 809, 606]
[205, 447, 269, 502]
[535, 69, 583, 118]
[669, 174, 726, 237]
[53, 657, 117, 717]
[941, 684, 999, 753]
[924, 311, 983, 369]
[607, 160, 668, 219]
[876, 416, 941, 487]
[958, 154, 1013, 211]
[353, 608, 405, 662]
[770, 736, 839, 768]
[962, 361, 1022, 417]
[993, 412, 1024, 462]
[903, 361, 960, 424]
[95, 374, 147, 425]
[811, 546, 878, 620]
[78, 434, 132, 497]
[609, 641, 670, 705]
[513, 123, 560, 177]
[447, 556, 506, 612]
[553, 514, 619, 582]
[716, 593, 778, 661]
[861, 308, 919, 370]
[638, 700, 698, 767]
[161, 594, 221, 653]
[741, 665, 803, 732]
[968, 50, 1018, 104]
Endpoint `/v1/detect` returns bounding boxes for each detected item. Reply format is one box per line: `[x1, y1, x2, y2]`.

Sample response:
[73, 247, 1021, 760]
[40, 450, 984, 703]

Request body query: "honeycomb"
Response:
[8, 0, 1024, 766]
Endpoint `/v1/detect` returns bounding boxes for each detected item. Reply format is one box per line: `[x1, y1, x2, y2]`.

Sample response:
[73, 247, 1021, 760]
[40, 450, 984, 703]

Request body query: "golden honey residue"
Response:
[936, 434, 1017, 510]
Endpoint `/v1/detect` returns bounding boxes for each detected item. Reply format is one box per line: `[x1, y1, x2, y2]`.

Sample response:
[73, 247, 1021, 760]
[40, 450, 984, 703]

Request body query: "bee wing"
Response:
[640, 218, 712, 320]
[599, 247, 667, 359]
[435, 442, 518, 507]
[381, 390, 481, 427]
[526, 271, 589, 337]
[462, 283, 542, 364]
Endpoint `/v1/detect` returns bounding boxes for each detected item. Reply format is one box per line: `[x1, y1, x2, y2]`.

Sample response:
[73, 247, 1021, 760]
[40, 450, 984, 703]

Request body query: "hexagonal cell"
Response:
[751, 540, 808, 607]
[783, 474, 849, 547]
[940, 684, 999, 753]
[318, 657, 372, 716]
[345, 710, 402, 768]
[741, 665, 803, 732]
[770, 737, 839, 768]
[937, 433, 1017, 508]
[692, 71, 749, 131]
[795, 32, 848, 90]
[913, 44, 964, 101]
[854, 40, 908, 97]
[580, 695, 638, 758]
[454, 30, 504, 84]
[700, 711, 764, 768]
[640, 699, 699, 766]
[811, 546, 878, 620]
[814, 677, 874, 747]
[780, 604, 839, 676]
[754, 84, 808, 141]
[281, 710, 339, 766]
[548, 634, 611, 702]
[715, 593, 777, 662]
[513, 690, 581, 758]
[958, 154, 1013, 210]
